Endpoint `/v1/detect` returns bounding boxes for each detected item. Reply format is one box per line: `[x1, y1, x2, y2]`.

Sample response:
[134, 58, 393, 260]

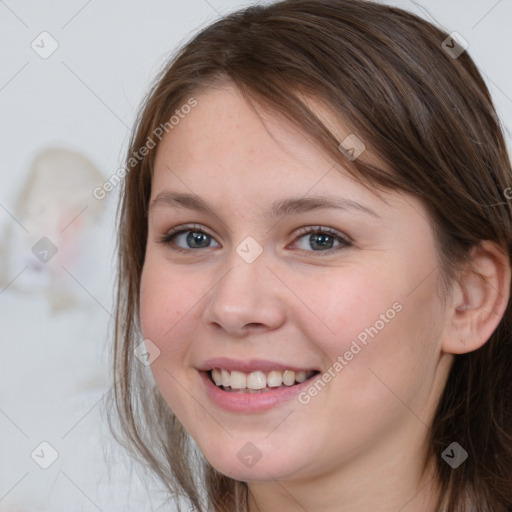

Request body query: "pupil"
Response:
[310, 233, 333, 251]
[188, 232, 209, 248]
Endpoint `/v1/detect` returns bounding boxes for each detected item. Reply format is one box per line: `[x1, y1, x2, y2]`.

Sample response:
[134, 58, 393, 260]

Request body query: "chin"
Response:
[200, 441, 311, 483]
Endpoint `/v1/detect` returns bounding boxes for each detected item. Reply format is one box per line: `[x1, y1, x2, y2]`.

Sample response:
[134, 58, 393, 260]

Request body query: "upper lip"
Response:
[198, 357, 319, 373]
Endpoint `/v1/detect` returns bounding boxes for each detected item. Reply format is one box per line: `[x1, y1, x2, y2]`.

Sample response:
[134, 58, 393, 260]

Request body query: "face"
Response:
[140, 86, 452, 484]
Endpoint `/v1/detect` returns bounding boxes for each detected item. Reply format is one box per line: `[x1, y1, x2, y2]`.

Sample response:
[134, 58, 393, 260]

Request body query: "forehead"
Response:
[158, 87, 326, 172]
[153, 86, 361, 198]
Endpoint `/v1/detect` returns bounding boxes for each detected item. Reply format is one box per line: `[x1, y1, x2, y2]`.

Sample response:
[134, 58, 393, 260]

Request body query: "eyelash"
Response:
[158, 224, 353, 256]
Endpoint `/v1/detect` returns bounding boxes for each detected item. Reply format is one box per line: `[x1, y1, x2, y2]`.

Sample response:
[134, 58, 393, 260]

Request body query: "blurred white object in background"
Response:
[0, 146, 167, 511]
[1, 147, 106, 313]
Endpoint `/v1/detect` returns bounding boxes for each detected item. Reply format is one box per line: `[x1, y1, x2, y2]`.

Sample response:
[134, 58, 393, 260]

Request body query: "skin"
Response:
[139, 85, 509, 512]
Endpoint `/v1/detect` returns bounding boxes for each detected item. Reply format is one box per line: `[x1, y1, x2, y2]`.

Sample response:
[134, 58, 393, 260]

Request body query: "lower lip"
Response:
[199, 371, 318, 412]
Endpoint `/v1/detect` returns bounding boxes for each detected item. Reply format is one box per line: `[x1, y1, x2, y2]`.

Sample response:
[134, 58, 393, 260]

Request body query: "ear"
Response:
[442, 240, 511, 355]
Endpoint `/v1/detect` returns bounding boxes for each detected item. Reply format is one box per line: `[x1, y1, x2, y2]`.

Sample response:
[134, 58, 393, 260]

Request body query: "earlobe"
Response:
[442, 241, 511, 355]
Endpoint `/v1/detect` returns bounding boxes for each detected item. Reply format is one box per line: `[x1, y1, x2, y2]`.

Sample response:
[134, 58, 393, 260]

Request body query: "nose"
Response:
[203, 253, 288, 337]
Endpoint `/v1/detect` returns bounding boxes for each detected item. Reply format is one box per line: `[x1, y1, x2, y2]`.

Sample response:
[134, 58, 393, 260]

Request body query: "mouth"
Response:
[207, 368, 321, 394]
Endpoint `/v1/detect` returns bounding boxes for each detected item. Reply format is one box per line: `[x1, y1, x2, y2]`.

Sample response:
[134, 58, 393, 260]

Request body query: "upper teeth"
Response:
[211, 368, 314, 389]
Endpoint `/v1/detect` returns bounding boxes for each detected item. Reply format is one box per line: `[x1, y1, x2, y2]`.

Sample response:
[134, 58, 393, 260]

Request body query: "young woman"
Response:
[111, 1, 512, 510]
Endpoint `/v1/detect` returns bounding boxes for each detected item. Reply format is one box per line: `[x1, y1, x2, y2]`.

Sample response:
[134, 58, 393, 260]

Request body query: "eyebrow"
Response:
[149, 191, 381, 219]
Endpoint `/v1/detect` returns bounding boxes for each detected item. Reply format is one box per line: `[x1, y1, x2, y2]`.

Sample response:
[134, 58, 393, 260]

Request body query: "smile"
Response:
[209, 368, 318, 393]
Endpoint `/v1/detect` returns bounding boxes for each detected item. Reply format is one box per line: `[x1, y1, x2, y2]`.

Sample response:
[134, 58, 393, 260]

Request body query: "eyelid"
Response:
[292, 225, 352, 244]
[158, 223, 218, 247]
[163, 223, 212, 238]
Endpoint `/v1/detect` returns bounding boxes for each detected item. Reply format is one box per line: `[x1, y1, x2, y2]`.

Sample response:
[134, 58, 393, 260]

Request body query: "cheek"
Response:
[321, 275, 443, 424]
[299, 265, 400, 358]
[139, 258, 195, 360]
[300, 262, 442, 405]
[139, 261, 201, 424]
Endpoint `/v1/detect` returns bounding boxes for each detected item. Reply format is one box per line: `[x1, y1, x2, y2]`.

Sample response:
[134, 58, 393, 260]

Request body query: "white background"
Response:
[1, 0, 511, 510]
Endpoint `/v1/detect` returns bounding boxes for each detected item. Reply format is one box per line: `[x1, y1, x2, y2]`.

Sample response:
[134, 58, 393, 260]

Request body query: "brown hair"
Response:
[110, 1, 512, 510]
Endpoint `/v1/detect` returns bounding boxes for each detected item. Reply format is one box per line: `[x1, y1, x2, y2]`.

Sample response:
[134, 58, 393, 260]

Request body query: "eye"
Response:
[158, 224, 220, 252]
[291, 226, 352, 254]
